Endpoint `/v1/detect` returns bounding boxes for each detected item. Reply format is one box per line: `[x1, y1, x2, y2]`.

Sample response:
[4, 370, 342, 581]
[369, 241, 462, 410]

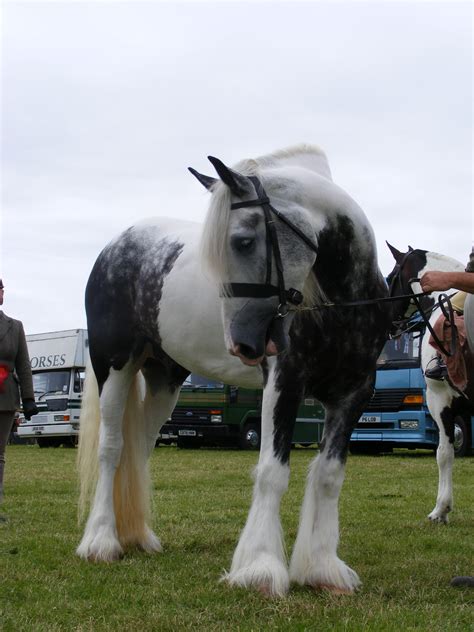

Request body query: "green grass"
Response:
[0, 445, 472, 631]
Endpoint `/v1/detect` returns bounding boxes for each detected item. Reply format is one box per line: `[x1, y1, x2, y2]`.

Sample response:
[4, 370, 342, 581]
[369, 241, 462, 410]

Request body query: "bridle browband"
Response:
[224, 176, 319, 317]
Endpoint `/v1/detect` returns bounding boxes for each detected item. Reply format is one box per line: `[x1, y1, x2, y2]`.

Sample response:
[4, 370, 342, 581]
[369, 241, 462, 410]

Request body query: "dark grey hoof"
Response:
[450, 576, 474, 587]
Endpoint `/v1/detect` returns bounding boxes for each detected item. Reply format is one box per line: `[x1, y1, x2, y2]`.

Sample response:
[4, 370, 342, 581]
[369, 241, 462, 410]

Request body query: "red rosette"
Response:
[0, 364, 9, 392]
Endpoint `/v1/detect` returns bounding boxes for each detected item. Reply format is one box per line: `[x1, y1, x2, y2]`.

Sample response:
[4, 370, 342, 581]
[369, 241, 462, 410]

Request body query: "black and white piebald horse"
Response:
[77, 144, 391, 596]
[387, 245, 473, 524]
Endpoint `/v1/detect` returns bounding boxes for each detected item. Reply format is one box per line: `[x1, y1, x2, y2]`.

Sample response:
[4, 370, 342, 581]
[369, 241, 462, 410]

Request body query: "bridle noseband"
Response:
[224, 176, 318, 318]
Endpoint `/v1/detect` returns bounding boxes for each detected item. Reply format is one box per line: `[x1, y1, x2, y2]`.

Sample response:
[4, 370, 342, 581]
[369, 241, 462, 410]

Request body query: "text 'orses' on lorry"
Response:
[16, 329, 88, 447]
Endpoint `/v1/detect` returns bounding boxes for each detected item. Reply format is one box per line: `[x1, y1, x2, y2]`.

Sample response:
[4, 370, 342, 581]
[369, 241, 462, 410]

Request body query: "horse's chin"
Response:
[229, 339, 280, 366]
[239, 355, 265, 367]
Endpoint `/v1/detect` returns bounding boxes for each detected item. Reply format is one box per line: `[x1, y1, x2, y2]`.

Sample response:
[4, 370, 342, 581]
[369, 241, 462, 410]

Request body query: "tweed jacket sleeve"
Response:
[15, 321, 35, 402]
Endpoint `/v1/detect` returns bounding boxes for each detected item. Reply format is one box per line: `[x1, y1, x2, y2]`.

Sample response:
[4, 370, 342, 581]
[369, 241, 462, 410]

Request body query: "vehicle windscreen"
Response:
[33, 370, 70, 397]
[377, 333, 420, 369]
[183, 374, 224, 389]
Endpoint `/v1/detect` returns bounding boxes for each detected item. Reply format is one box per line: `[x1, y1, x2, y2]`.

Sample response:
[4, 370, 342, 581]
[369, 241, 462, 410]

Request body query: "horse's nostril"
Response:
[236, 343, 259, 360]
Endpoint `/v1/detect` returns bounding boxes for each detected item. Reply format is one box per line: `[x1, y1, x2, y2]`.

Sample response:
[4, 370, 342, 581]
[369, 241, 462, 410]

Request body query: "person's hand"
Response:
[23, 399, 38, 421]
[420, 271, 454, 293]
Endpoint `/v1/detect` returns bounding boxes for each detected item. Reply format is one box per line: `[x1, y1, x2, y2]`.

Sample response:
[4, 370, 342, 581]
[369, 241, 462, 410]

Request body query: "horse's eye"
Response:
[232, 236, 255, 253]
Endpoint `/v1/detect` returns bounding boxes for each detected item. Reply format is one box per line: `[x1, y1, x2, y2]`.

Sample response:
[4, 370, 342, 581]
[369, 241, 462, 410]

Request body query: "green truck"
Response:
[158, 373, 325, 449]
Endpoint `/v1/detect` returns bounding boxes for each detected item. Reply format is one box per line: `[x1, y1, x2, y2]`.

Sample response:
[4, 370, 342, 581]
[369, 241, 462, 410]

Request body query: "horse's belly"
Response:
[158, 259, 263, 389]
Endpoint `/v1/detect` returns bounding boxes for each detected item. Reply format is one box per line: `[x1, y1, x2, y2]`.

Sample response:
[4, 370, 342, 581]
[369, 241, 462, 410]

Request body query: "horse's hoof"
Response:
[136, 527, 162, 554]
[222, 555, 290, 597]
[87, 549, 124, 563]
[428, 512, 449, 524]
[257, 583, 278, 598]
[290, 555, 361, 595]
[77, 532, 124, 562]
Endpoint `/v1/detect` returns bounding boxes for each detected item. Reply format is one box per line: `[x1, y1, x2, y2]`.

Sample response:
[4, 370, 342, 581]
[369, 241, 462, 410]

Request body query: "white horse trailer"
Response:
[16, 329, 88, 447]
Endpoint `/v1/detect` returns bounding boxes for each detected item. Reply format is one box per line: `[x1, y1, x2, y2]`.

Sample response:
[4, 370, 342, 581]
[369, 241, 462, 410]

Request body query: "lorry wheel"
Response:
[453, 416, 470, 457]
[240, 422, 261, 450]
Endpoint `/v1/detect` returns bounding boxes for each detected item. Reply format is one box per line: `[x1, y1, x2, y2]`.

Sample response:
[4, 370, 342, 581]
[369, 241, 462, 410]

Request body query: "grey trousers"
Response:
[0, 411, 15, 501]
[464, 294, 474, 352]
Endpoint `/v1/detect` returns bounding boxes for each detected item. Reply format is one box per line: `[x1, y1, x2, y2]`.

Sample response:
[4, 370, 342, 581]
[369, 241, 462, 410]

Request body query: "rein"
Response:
[291, 290, 430, 311]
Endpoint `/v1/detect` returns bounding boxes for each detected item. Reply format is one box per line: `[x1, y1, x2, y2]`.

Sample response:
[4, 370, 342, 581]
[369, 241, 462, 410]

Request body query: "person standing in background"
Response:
[0, 279, 38, 517]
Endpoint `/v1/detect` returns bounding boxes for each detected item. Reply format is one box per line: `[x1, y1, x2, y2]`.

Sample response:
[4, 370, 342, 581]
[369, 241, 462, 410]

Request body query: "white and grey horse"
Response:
[77, 144, 391, 596]
[387, 246, 473, 524]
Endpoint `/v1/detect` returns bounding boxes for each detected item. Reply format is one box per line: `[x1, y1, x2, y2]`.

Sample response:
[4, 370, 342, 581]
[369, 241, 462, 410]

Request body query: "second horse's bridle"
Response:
[388, 249, 458, 356]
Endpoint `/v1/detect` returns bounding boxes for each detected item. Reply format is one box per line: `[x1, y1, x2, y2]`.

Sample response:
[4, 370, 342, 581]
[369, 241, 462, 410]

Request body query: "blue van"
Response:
[350, 332, 473, 456]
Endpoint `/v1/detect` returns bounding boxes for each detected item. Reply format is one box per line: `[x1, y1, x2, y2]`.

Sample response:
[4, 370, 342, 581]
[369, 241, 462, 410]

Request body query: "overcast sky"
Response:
[1, 0, 472, 334]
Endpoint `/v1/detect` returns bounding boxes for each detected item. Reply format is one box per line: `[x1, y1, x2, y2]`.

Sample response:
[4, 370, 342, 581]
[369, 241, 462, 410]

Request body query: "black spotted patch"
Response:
[86, 225, 185, 392]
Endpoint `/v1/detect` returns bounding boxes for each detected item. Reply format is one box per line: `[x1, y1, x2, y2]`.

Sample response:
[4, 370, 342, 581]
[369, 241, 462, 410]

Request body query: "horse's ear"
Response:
[386, 241, 404, 263]
[188, 167, 218, 191]
[408, 245, 414, 251]
[208, 156, 253, 197]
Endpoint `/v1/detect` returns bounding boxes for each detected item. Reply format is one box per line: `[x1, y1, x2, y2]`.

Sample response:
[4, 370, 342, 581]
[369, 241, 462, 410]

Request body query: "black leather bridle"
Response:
[223, 176, 318, 318]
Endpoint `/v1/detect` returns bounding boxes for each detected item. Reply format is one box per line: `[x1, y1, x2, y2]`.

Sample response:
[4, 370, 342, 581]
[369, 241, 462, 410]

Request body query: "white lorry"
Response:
[16, 329, 89, 447]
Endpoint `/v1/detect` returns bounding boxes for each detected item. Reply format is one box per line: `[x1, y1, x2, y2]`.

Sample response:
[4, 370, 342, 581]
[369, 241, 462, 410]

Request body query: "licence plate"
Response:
[178, 429, 196, 437]
[32, 426, 44, 434]
[359, 415, 381, 424]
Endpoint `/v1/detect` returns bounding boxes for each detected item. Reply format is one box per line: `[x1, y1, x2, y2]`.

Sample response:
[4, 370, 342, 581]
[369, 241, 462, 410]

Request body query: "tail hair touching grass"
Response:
[77, 360, 152, 548]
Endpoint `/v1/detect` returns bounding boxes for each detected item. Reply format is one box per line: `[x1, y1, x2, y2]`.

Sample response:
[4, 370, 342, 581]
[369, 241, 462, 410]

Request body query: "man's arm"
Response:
[420, 271, 474, 294]
[15, 321, 35, 402]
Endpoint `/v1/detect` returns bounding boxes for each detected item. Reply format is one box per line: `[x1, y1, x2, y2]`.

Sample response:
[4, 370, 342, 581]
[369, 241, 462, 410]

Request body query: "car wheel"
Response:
[240, 422, 261, 450]
[453, 416, 469, 457]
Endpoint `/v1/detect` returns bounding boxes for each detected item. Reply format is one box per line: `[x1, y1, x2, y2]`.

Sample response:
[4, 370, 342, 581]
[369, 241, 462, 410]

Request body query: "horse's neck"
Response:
[416, 253, 465, 305]
[424, 252, 465, 274]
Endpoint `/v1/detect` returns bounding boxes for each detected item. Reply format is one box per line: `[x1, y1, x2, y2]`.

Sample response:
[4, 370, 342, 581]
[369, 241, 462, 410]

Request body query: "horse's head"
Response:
[190, 156, 319, 366]
[386, 243, 435, 333]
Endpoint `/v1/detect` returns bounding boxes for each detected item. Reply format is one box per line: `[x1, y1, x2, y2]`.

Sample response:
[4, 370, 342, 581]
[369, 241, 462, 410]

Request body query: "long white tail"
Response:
[77, 360, 151, 548]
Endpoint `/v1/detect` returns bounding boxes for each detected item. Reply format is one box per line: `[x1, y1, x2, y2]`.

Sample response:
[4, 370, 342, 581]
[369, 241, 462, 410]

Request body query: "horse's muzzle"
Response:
[229, 307, 290, 366]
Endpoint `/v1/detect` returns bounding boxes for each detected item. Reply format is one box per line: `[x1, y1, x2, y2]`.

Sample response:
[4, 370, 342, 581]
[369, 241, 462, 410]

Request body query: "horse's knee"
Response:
[436, 441, 454, 465]
[254, 462, 289, 496]
[312, 455, 345, 499]
[97, 421, 124, 467]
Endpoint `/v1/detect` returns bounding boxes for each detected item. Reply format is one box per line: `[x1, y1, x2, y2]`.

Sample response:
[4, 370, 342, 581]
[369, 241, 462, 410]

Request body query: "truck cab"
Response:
[16, 329, 88, 447]
[350, 332, 439, 453]
[158, 373, 325, 450]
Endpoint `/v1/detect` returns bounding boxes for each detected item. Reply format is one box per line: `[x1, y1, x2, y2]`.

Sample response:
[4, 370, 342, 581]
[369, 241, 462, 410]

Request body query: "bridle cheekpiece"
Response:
[225, 176, 318, 318]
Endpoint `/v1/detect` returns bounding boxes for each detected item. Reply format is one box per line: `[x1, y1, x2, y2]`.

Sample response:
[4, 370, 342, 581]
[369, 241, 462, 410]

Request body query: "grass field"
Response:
[0, 445, 472, 631]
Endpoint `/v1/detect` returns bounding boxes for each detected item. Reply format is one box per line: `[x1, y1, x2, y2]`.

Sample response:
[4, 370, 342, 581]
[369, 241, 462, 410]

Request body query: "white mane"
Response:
[233, 143, 332, 182]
